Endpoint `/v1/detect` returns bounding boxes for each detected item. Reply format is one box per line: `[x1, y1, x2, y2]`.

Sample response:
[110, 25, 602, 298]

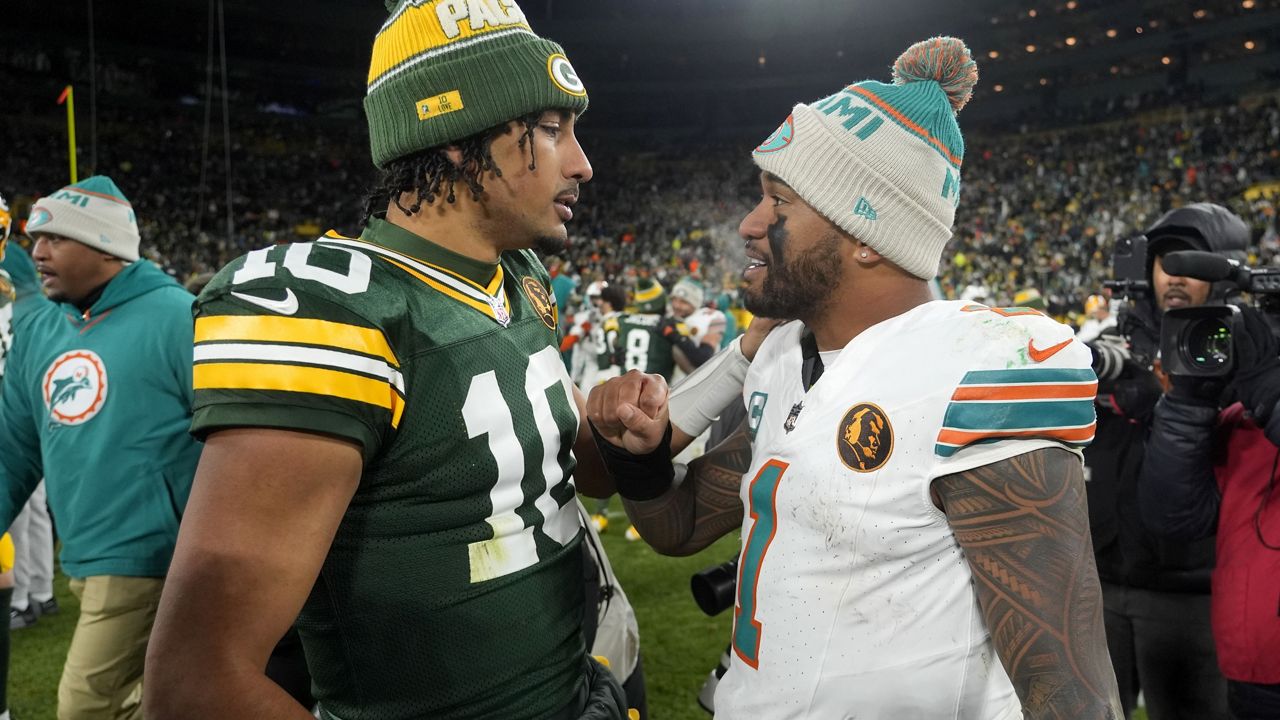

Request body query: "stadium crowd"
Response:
[4, 92, 1278, 319]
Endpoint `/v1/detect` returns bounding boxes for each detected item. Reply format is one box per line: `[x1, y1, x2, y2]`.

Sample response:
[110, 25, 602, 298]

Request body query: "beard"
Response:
[743, 217, 844, 320]
[533, 233, 568, 256]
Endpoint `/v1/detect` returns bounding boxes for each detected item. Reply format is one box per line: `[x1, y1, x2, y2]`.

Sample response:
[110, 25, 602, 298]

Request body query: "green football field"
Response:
[10, 526, 1146, 719]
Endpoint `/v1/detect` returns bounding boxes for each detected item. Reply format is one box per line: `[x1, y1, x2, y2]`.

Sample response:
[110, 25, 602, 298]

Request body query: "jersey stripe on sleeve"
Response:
[193, 315, 406, 428]
[935, 367, 1098, 457]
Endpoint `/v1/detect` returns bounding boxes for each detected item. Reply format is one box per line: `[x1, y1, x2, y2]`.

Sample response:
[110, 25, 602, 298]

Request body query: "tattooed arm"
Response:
[619, 423, 751, 556]
[586, 370, 752, 556]
[932, 447, 1123, 720]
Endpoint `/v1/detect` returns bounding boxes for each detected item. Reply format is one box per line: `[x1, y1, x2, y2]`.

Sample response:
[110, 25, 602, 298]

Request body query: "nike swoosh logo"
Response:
[1028, 338, 1072, 363]
[231, 289, 299, 316]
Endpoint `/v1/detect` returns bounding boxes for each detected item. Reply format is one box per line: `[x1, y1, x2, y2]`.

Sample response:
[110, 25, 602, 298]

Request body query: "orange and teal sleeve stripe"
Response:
[935, 368, 1098, 457]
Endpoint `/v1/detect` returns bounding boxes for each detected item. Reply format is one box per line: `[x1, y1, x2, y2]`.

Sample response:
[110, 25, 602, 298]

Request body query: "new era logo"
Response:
[854, 197, 878, 221]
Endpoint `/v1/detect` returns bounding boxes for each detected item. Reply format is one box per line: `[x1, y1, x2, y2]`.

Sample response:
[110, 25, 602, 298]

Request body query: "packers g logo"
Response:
[754, 115, 794, 154]
[43, 350, 109, 426]
[521, 276, 557, 330]
[837, 402, 893, 472]
[547, 54, 586, 97]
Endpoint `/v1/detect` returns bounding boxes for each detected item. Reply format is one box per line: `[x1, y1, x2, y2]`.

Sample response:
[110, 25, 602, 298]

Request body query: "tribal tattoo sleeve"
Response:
[621, 422, 752, 556]
[933, 447, 1123, 720]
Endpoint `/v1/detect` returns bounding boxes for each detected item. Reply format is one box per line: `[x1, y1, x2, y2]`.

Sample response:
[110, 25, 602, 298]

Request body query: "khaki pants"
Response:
[59, 576, 164, 720]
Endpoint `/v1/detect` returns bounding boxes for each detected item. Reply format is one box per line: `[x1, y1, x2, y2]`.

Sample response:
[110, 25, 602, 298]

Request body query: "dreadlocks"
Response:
[363, 112, 542, 222]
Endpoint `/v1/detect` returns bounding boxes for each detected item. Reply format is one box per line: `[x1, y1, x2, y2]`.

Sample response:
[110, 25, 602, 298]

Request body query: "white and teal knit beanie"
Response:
[671, 277, 705, 308]
[753, 37, 978, 280]
[26, 176, 140, 262]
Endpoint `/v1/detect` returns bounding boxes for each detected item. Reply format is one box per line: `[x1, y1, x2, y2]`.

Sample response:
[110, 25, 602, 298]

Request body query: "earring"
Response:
[860, 252, 869, 258]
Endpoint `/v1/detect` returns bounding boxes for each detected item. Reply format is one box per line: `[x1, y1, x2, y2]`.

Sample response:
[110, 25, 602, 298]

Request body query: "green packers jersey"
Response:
[191, 218, 587, 720]
[0, 268, 13, 380]
[611, 312, 676, 379]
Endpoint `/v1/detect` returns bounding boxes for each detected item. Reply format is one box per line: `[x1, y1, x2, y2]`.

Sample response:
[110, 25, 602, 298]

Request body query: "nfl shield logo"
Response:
[490, 298, 511, 327]
[784, 402, 803, 433]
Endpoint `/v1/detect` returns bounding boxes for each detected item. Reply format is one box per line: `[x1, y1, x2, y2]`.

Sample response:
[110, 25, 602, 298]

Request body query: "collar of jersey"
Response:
[361, 216, 499, 288]
[317, 219, 511, 327]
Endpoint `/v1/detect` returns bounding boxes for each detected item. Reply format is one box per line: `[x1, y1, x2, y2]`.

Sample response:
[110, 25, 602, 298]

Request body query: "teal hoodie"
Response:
[0, 260, 202, 578]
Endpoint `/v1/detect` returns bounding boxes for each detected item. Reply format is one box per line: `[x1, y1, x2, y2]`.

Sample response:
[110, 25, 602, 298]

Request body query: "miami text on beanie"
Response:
[752, 37, 978, 280]
[26, 176, 140, 262]
[365, 0, 590, 168]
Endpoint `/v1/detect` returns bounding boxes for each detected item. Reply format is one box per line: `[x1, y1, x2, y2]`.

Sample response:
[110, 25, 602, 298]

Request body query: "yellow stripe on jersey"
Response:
[195, 316, 399, 367]
[382, 257, 511, 322]
[320, 235, 503, 298]
[390, 388, 406, 428]
[194, 363, 403, 428]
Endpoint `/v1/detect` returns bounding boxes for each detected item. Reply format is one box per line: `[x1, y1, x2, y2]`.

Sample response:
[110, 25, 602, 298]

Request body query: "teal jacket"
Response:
[0, 260, 202, 578]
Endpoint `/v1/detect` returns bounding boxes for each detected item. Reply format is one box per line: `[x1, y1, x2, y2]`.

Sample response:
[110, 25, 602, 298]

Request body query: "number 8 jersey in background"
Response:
[191, 218, 586, 720]
[717, 300, 1098, 720]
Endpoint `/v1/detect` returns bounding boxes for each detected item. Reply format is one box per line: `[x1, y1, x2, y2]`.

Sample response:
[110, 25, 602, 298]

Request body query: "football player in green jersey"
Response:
[607, 278, 710, 382]
[145, 4, 627, 720]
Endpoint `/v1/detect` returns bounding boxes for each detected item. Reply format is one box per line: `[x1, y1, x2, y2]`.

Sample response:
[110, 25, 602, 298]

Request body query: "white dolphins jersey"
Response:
[716, 300, 1098, 719]
[684, 307, 726, 345]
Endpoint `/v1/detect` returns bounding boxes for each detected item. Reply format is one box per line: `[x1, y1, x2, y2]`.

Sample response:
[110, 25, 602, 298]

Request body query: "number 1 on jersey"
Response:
[733, 459, 788, 669]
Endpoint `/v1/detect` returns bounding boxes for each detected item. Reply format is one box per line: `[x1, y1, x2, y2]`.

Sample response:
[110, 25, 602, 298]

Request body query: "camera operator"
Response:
[1140, 205, 1280, 719]
[1085, 203, 1244, 719]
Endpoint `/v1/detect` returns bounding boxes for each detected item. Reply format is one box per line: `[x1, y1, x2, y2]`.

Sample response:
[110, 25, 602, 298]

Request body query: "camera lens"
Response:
[690, 558, 739, 617]
[1184, 319, 1232, 369]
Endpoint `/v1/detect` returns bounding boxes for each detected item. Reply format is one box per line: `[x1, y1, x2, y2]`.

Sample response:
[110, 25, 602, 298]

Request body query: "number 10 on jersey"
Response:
[733, 459, 788, 669]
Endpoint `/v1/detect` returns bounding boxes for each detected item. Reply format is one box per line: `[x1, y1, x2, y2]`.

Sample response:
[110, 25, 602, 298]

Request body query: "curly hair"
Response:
[362, 113, 542, 222]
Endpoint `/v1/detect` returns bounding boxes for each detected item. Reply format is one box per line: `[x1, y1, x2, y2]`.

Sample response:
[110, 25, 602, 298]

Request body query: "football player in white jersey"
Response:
[563, 280, 608, 389]
[587, 38, 1122, 719]
[669, 277, 726, 375]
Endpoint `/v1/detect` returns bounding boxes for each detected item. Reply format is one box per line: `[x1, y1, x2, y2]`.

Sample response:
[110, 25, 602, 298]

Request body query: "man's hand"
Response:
[587, 370, 670, 455]
[740, 317, 784, 360]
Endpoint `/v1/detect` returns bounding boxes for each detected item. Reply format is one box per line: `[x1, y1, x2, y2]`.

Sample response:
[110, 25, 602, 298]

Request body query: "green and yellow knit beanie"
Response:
[365, 0, 590, 168]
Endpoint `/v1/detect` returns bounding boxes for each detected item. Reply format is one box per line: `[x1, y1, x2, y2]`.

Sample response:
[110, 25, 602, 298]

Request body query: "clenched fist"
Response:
[587, 371, 671, 455]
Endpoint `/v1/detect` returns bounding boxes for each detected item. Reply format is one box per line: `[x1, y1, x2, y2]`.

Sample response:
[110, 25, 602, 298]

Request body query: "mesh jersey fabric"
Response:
[191, 219, 588, 720]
